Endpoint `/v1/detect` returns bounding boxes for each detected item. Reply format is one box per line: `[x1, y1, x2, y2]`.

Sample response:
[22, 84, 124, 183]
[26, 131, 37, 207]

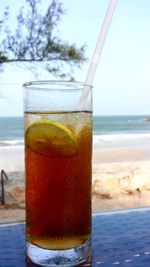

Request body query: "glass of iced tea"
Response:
[23, 81, 92, 266]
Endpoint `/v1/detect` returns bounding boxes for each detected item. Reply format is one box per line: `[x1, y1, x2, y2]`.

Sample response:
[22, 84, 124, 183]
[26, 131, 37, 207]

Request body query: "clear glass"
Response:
[23, 80, 93, 266]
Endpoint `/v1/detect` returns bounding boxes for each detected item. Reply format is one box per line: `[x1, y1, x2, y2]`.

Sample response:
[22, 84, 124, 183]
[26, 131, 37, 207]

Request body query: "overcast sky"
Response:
[0, 0, 150, 116]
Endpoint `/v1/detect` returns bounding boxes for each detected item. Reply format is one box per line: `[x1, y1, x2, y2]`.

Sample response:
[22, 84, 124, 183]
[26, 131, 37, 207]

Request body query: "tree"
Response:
[0, 0, 86, 78]
[0, 6, 9, 63]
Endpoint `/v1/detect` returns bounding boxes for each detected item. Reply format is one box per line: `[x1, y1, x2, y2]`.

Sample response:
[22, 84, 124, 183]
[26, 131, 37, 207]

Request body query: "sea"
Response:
[0, 115, 150, 150]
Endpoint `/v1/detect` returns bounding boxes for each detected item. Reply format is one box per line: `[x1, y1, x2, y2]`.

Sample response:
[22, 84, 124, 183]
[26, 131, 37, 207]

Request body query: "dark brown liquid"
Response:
[25, 112, 92, 250]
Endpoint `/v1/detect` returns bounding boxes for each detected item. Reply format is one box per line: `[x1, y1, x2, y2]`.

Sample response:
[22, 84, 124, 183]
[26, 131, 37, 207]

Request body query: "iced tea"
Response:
[25, 111, 92, 250]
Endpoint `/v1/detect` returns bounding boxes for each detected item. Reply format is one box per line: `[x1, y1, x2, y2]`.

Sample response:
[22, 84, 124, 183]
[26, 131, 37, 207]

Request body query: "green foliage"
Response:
[0, 0, 86, 78]
[0, 6, 9, 62]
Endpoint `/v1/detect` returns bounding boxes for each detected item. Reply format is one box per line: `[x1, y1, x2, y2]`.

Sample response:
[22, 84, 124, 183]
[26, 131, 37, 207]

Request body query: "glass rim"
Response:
[23, 80, 93, 92]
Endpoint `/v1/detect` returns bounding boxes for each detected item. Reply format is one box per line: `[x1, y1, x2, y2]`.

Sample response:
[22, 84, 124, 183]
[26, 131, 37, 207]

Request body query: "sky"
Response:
[0, 0, 150, 116]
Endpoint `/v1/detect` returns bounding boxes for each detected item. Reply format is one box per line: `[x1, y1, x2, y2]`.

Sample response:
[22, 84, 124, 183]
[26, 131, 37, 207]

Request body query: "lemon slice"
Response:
[26, 120, 78, 157]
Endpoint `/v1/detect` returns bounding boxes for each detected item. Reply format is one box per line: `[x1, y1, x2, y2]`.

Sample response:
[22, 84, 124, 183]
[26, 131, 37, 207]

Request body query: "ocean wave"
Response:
[0, 140, 24, 147]
[0, 133, 150, 149]
[93, 133, 150, 149]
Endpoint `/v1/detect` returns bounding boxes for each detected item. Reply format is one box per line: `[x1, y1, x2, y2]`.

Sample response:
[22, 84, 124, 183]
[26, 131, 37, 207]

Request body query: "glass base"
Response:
[26, 239, 92, 266]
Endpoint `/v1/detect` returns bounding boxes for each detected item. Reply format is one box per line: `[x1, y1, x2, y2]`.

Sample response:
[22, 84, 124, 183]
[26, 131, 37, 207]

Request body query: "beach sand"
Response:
[0, 146, 150, 222]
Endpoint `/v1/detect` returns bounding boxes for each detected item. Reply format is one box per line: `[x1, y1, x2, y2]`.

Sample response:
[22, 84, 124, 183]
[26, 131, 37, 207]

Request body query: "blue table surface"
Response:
[0, 207, 150, 267]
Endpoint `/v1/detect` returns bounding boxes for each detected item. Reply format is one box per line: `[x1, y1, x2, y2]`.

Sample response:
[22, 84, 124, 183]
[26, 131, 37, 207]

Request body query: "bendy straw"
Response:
[80, 0, 118, 102]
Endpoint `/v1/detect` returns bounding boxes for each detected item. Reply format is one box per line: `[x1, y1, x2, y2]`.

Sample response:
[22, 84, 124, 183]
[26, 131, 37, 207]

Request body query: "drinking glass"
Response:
[23, 81, 92, 266]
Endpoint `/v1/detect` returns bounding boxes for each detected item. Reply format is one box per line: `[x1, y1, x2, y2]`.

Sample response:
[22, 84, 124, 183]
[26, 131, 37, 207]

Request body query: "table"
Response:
[0, 207, 150, 266]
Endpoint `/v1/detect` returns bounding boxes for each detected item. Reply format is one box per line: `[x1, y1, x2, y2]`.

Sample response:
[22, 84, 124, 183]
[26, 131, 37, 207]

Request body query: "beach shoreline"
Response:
[0, 145, 150, 223]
